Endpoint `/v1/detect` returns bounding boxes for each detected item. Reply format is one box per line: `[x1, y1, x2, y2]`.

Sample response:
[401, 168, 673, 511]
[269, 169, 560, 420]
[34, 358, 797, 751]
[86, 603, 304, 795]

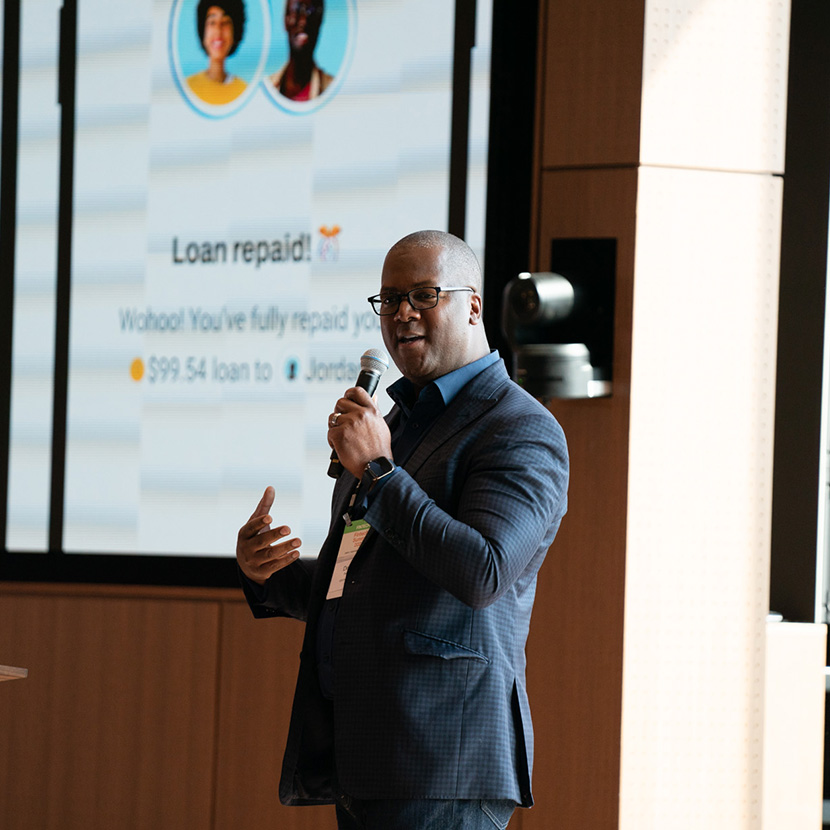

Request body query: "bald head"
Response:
[386, 230, 483, 295]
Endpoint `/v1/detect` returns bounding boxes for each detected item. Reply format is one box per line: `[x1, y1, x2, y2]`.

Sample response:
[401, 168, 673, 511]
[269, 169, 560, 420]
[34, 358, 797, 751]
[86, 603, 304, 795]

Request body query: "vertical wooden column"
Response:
[623, 1, 788, 827]
[522, 3, 645, 828]
[525, 1, 792, 828]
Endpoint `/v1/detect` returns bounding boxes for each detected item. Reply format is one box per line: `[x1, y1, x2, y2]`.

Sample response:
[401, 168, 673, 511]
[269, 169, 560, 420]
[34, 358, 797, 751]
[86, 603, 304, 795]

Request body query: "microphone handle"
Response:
[327, 370, 382, 478]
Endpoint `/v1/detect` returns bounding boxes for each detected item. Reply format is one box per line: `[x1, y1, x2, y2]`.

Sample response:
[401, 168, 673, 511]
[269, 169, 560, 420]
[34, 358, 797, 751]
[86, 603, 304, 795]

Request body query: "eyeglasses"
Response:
[367, 286, 474, 316]
[286, 2, 321, 18]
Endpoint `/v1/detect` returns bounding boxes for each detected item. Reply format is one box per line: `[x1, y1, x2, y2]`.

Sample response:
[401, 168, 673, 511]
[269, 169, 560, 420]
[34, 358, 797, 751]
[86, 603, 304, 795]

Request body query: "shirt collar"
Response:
[388, 350, 500, 414]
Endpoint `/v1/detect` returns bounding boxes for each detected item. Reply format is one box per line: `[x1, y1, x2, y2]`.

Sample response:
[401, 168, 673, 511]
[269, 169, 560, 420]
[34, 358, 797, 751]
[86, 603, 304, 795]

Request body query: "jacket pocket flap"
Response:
[403, 629, 489, 663]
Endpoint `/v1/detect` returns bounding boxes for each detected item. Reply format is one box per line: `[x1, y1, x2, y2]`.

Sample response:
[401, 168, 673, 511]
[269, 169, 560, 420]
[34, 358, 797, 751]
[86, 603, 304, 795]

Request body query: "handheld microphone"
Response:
[327, 348, 389, 478]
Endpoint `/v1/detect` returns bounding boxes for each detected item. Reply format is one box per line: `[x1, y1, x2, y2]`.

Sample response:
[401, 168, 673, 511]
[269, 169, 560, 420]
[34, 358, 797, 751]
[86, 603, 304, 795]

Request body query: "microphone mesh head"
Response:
[361, 348, 389, 375]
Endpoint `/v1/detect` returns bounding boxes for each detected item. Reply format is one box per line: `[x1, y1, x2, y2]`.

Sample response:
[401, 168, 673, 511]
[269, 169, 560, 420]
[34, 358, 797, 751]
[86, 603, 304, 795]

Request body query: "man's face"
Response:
[379, 245, 480, 388]
[284, 1, 324, 57]
[203, 6, 234, 60]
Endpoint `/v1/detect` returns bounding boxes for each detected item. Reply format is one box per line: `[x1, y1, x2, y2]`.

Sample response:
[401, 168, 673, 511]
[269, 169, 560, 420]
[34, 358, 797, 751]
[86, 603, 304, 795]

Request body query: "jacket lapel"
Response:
[403, 359, 511, 477]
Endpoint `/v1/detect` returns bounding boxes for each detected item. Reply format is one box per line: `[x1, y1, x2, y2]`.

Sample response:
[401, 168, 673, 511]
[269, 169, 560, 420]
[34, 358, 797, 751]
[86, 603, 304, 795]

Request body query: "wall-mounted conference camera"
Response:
[501, 238, 616, 400]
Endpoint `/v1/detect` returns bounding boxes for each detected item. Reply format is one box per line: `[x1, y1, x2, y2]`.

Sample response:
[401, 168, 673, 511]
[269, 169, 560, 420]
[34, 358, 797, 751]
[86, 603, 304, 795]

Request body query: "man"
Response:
[237, 230, 569, 829]
[270, 0, 334, 101]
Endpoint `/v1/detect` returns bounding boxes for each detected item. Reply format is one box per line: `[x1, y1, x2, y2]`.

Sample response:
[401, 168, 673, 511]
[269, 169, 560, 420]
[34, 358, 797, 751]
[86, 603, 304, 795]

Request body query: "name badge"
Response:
[326, 519, 370, 600]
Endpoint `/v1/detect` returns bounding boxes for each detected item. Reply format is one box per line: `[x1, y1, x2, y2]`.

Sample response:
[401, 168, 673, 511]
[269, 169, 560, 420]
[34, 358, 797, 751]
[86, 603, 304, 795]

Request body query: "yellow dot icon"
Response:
[130, 358, 144, 381]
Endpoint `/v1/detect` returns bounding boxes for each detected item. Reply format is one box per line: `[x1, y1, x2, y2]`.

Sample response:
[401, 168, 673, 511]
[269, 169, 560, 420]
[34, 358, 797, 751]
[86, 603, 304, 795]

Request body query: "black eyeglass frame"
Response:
[367, 286, 474, 316]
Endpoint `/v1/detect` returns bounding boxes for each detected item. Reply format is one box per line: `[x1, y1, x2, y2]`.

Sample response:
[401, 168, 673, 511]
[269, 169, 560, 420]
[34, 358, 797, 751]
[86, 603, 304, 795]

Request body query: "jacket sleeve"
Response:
[363, 405, 569, 609]
[240, 558, 317, 620]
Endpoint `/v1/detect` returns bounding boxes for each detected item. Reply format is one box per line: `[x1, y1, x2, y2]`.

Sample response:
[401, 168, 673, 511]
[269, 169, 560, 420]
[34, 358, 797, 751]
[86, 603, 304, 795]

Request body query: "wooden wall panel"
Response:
[214, 601, 329, 830]
[0, 587, 220, 830]
[522, 167, 637, 829]
[539, 0, 645, 168]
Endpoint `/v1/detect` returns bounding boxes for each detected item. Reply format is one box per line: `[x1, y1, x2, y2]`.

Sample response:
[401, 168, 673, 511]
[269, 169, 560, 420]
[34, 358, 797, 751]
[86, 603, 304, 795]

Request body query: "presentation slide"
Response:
[50, 0, 492, 557]
[6, 0, 62, 553]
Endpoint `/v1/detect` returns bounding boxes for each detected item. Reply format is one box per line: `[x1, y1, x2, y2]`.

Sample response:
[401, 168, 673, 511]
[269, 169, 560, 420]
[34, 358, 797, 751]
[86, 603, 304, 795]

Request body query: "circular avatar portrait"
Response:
[262, 0, 356, 114]
[170, 0, 271, 117]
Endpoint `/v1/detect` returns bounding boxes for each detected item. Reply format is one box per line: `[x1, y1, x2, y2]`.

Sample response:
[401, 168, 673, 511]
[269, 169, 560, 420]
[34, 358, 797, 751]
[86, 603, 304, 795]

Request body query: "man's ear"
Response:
[469, 292, 483, 325]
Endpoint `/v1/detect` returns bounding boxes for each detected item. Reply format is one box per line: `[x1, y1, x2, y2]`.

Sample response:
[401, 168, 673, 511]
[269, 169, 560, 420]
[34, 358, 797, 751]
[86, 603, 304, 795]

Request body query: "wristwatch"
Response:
[345, 457, 397, 524]
[363, 456, 396, 493]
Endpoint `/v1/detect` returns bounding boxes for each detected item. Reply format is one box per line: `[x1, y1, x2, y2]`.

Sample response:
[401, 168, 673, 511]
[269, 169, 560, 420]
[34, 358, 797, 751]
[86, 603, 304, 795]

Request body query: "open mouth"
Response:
[398, 334, 424, 346]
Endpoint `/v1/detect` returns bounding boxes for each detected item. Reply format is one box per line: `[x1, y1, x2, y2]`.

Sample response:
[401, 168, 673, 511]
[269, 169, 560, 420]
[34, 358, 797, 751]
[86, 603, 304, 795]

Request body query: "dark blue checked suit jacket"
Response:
[242, 358, 569, 808]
